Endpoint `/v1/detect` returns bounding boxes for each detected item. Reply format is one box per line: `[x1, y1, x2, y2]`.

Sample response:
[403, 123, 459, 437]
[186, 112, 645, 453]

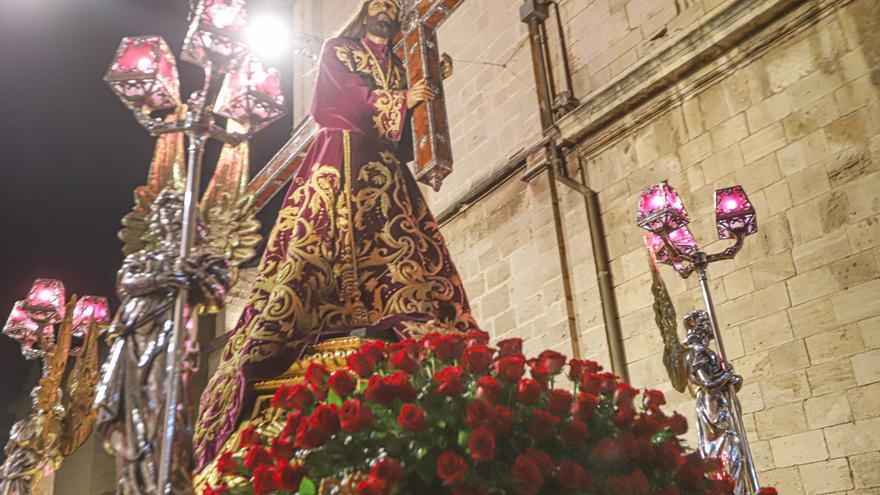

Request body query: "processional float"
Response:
[0, 281, 107, 494]
[638, 181, 762, 494]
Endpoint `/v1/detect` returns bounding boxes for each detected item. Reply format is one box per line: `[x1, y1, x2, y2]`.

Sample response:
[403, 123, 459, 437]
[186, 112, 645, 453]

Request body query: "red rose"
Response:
[511, 454, 543, 495]
[536, 350, 566, 375]
[430, 333, 466, 362]
[643, 389, 666, 410]
[614, 383, 639, 408]
[294, 421, 327, 449]
[601, 372, 619, 393]
[492, 405, 515, 433]
[495, 356, 526, 382]
[388, 371, 417, 402]
[390, 347, 420, 373]
[591, 437, 626, 464]
[203, 484, 228, 495]
[365, 375, 396, 406]
[243, 445, 272, 470]
[390, 337, 419, 354]
[578, 373, 602, 395]
[340, 399, 374, 432]
[280, 411, 303, 439]
[466, 399, 494, 428]
[437, 451, 468, 485]
[468, 427, 495, 461]
[433, 365, 466, 396]
[356, 476, 388, 495]
[607, 474, 633, 495]
[272, 384, 314, 411]
[546, 389, 574, 416]
[656, 440, 682, 470]
[461, 345, 495, 374]
[524, 448, 554, 476]
[309, 403, 340, 435]
[476, 376, 502, 403]
[398, 404, 428, 432]
[497, 338, 523, 357]
[270, 437, 295, 462]
[568, 359, 602, 382]
[528, 408, 560, 438]
[347, 350, 376, 378]
[554, 459, 585, 489]
[370, 459, 403, 485]
[758, 489, 778, 495]
[238, 425, 263, 448]
[628, 467, 650, 495]
[216, 451, 238, 475]
[371, 457, 404, 483]
[527, 360, 550, 388]
[305, 362, 330, 391]
[453, 484, 490, 495]
[573, 393, 599, 422]
[465, 329, 490, 346]
[517, 378, 544, 405]
[612, 404, 636, 429]
[328, 369, 358, 398]
[656, 485, 681, 495]
[668, 412, 688, 435]
[632, 413, 663, 437]
[361, 341, 387, 363]
[273, 460, 307, 491]
[253, 465, 277, 495]
[561, 417, 590, 446]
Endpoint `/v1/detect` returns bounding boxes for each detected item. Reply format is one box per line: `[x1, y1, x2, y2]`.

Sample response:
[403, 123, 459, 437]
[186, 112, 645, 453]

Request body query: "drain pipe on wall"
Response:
[520, 0, 628, 381]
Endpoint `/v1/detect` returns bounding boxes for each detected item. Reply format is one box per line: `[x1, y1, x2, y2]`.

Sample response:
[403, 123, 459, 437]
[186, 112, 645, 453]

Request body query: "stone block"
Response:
[711, 113, 750, 150]
[738, 380, 766, 414]
[835, 73, 876, 116]
[825, 110, 869, 154]
[752, 282, 793, 316]
[762, 371, 811, 407]
[751, 251, 796, 290]
[805, 327, 865, 365]
[785, 66, 845, 110]
[753, 213, 795, 255]
[852, 349, 880, 386]
[769, 429, 829, 467]
[771, 339, 811, 375]
[789, 298, 838, 338]
[831, 279, 880, 325]
[787, 267, 840, 306]
[760, 467, 805, 494]
[807, 359, 857, 397]
[756, 402, 808, 439]
[741, 311, 793, 353]
[691, 141, 734, 181]
[798, 458, 854, 495]
[846, 214, 880, 252]
[850, 451, 880, 489]
[788, 163, 831, 205]
[742, 123, 788, 163]
[791, 232, 853, 273]
[787, 201, 825, 245]
[737, 153, 783, 193]
[699, 84, 731, 129]
[735, 350, 772, 380]
[747, 91, 792, 132]
[723, 268, 756, 300]
[829, 251, 880, 290]
[824, 417, 880, 457]
[765, 180, 794, 216]
[859, 315, 880, 350]
[783, 94, 841, 142]
[826, 144, 878, 188]
[804, 392, 853, 429]
[480, 285, 510, 320]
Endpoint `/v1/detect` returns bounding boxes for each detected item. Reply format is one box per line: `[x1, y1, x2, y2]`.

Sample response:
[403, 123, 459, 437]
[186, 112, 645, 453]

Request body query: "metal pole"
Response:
[697, 264, 761, 494]
[157, 130, 206, 495]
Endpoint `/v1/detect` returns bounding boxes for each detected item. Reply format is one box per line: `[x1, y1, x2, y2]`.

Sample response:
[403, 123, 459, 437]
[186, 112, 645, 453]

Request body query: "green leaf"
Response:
[457, 430, 470, 448]
[415, 447, 428, 459]
[299, 477, 316, 495]
[326, 390, 344, 408]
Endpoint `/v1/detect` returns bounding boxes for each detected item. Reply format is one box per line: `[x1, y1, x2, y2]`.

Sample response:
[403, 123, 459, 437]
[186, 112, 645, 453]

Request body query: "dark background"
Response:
[0, 0, 294, 450]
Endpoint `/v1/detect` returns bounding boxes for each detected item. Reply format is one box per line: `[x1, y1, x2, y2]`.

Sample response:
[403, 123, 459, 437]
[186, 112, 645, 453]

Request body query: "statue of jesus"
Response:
[194, 0, 478, 469]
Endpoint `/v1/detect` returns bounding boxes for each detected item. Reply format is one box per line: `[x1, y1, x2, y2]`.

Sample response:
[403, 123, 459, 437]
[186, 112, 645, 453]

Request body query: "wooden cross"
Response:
[248, 0, 466, 211]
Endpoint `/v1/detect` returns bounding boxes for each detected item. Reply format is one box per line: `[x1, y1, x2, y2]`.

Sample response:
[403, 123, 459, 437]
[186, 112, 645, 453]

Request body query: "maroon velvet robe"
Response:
[194, 36, 477, 468]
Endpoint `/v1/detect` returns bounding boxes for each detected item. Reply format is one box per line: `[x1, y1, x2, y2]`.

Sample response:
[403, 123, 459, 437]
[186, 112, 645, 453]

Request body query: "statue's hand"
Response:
[159, 272, 190, 289]
[440, 53, 453, 80]
[407, 79, 436, 108]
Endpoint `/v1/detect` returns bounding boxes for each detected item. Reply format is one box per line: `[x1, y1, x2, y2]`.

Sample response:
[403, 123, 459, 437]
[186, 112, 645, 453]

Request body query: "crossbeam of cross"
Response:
[247, 0, 466, 211]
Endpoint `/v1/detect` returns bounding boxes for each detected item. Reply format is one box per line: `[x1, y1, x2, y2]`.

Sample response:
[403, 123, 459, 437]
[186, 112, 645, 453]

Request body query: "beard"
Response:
[365, 12, 397, 38]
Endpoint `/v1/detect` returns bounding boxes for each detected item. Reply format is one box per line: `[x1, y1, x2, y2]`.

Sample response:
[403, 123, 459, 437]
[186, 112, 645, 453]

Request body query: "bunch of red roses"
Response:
[205, 330, 764, 495]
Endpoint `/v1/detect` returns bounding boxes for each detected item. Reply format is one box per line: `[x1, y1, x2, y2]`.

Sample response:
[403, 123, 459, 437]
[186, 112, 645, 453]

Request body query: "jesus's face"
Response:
[365, 0, 400, 39]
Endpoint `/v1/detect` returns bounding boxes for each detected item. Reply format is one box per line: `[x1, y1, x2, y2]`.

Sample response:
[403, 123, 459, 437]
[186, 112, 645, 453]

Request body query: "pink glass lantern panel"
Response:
[3, 301, 39, 342]
[214, 57, 287, 132]
[644, 232, 670, 264]
[181, 0, 249, 72]
[23, 279, 65, 325]
[715, 185, 758, 239]
[72, 296, 110, 333]
[667, 225, 698, 255]
[105, 35, 180, 113]
[636, 181, 689, 234]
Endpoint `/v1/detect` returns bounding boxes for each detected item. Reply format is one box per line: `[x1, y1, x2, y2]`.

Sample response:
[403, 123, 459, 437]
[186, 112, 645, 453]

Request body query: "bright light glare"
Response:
[247, 16, 288, 59]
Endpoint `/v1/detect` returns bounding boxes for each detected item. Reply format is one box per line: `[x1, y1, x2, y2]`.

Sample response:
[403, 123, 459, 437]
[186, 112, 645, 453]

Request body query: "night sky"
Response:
[0, 0, 294, 449]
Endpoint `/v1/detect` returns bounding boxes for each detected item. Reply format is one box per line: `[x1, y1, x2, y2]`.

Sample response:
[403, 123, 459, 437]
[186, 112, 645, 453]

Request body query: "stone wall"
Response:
[433, 0, 880, 492]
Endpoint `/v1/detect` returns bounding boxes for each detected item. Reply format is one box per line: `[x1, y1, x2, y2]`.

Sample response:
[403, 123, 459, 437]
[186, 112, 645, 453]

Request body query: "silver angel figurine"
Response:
[0, 414, 49, 495]
[683, 310, 747, 494]
[95, 190, 231, 495]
